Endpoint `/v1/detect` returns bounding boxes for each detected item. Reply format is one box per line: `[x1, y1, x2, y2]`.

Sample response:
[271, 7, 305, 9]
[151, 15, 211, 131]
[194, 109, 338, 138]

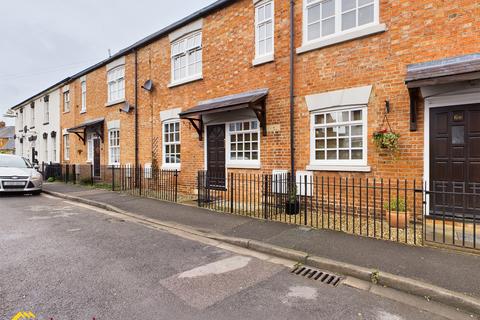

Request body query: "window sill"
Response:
[105, 99, 125, 107]
[162, 164, 181, 171]
[297, 23, 387, 55]
[168, 74, 203, 88]
[306, 164, 371, 172]
[80, 110, 87, 114]
[227, 162, 261, 169]
[252, 54, 274, 67]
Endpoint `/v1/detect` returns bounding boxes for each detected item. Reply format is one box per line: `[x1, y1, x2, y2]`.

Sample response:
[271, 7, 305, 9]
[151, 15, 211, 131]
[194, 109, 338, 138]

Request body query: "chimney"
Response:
[0, 121, 5, 128]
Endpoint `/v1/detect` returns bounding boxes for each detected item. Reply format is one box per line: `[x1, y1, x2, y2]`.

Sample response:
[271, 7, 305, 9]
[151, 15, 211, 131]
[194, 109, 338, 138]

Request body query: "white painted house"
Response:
[10, 79, 68, 165]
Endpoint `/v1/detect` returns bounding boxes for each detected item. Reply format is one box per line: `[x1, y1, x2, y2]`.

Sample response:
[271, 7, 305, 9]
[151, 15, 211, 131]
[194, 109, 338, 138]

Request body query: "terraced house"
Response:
[10, 79, 66, 164]
[9, 0, 480, 247]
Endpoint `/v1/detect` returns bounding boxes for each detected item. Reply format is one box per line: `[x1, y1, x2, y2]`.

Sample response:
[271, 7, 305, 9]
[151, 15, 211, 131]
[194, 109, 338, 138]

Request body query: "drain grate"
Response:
[290, 266, 342, 287]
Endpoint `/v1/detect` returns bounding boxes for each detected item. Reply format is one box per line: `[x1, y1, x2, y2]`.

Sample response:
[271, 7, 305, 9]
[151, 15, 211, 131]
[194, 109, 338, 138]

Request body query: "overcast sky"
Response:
[0, 0, 216, 125]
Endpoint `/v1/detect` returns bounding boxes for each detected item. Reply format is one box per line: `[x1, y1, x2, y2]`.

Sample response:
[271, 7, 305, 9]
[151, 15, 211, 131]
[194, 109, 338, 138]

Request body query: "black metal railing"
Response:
[198, 171, 424, 245]
[117, 165, 178, 203]
[425, 181, 479, 250]
[43, 163, 178, 203]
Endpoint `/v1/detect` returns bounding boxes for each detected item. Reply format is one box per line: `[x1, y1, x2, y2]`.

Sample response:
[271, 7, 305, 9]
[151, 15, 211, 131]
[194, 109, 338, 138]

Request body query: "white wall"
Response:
[14, 88, 61, 164]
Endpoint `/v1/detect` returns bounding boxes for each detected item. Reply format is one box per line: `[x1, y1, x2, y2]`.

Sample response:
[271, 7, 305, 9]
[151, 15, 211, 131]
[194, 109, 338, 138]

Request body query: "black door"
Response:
[207, 124, 226, 188]
[93, 139, 101, 178]
[430, 104, 480, 218]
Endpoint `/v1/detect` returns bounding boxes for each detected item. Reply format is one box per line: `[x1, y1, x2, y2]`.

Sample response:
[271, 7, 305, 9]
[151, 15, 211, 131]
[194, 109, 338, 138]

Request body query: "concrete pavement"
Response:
[0, 193, 461, 319]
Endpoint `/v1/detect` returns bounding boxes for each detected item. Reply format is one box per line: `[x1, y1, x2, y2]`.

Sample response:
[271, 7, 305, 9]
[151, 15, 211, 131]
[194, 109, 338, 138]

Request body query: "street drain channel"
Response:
[291, 266, 342, 287]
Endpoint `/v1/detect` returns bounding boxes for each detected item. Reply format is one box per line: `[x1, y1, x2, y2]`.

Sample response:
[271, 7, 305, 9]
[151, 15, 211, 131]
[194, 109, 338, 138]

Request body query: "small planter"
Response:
[384, 198, 409, 228]
[388, 211, 410, 229]
[285, 200, 300, 215]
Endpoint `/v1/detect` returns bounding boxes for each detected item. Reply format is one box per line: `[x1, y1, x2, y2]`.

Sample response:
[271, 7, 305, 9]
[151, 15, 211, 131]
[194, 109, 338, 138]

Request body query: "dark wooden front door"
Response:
[207, 124, 226, 188]
[430, 104, 480, 218]
[93, 139, 101, 178]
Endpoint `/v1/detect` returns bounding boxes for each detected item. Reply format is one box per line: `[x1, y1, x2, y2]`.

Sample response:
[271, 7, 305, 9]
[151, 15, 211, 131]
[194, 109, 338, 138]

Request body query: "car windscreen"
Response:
[0, 156, 33, 168]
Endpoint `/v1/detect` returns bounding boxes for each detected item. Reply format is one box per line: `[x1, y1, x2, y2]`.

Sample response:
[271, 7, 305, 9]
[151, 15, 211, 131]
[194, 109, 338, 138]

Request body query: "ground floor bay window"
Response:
[306, 85, 372, 172]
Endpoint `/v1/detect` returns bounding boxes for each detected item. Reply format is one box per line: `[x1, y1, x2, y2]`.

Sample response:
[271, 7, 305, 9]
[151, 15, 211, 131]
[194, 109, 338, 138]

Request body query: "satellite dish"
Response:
[142, 80, 153, 92]
[119, 102, 135, 113]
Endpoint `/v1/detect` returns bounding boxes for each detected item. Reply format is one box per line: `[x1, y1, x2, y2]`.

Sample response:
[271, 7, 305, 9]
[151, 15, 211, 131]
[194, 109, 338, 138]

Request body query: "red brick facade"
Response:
[58, 0, 480, 194]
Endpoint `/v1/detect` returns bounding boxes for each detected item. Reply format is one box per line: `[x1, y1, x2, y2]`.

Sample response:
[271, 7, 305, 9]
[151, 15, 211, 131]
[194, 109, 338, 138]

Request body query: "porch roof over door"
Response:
[405, 53, 480, 132]
[179, 88, 269, 140]
[67, 117, 105, 144]
[405, 53, 480, 88]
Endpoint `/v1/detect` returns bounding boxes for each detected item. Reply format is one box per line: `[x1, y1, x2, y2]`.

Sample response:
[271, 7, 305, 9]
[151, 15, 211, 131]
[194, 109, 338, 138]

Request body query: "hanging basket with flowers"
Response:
[373, 129, 400, 151]
[373, 113, 400, 152]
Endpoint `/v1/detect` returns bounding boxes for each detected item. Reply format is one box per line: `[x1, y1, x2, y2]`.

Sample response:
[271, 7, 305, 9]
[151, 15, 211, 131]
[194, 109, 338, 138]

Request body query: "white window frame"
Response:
[63, 134, 70, 161]
[301, 0, 380, 48]
[63, 91, 70, 113]
[19, 110, 23, 130]
[253, 0, 275, 66]
[107, 66, 125, 104]
[81, 80, 87, 113]
[170, 31, 203, 86]
[108, 129, 120, 166]
[162, 120, 181, 170]
[309, 105, 368, 170]
[226, 119, 261, 169]
[44, 136, 48, 163]
[86, 132, 96, 163]
[30, 105, 35, 127]
[52, 136, 57, 163]
[44, 100, 49, 124]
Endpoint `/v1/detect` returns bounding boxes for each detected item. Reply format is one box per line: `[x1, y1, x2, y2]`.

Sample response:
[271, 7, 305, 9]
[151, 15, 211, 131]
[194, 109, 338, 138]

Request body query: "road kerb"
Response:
[43, 189, 480, 316]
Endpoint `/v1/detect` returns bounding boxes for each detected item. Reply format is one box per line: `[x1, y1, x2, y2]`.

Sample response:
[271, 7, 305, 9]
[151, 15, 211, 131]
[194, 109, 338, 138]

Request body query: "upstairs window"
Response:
[44, 100, 49, 124]
[163, 121, 181, 168]
[81, 80, 87, 113]
[30, 104, 35, 127]
[171, 32, 202, 83]
[107, 66, 125, 103]
[255, 0, 274, 59]
[63, 91, 70, 113]
[18, 110, 23, 129]
[304, 0, 378, 43]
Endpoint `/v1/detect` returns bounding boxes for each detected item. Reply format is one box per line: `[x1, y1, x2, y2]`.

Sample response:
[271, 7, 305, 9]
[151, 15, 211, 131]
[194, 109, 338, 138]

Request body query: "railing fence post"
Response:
[264, 175, 269, 220]
[112, 165, 115, 191]
[304, 174, 308, 226]
[174, 170, 178, 202]
[230, 172, 234, 213]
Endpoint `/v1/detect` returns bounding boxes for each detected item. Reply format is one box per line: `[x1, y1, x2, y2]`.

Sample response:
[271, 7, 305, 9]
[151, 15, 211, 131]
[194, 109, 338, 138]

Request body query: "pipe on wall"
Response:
[134, 49, 139, 167]
[289, 0, 295, 176]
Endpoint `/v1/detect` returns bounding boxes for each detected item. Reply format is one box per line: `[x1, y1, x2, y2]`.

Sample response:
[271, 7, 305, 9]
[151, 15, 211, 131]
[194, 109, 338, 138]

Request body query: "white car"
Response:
[0, 154, 43, 194]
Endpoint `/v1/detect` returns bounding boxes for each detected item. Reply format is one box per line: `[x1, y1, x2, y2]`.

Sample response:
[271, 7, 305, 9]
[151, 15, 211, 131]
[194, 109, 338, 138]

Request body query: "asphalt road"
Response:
[0, 193, 454, 320]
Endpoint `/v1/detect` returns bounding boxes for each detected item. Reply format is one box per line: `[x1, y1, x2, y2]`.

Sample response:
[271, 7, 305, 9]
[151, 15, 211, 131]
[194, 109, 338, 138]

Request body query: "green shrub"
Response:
[384, 198, 406, 212]
[80, 177, 93, 185]
[47, 177, 56, 183]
